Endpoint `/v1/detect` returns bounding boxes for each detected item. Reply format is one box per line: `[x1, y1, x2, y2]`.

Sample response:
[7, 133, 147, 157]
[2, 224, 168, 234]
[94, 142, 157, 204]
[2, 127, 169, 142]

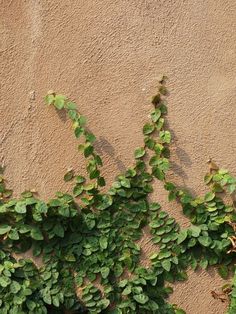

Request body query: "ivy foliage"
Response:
[0, 78, 236, 313]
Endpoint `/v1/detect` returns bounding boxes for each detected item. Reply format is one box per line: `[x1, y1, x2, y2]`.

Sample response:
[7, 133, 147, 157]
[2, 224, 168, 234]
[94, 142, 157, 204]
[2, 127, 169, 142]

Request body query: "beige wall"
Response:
[1, 0, 236, 313]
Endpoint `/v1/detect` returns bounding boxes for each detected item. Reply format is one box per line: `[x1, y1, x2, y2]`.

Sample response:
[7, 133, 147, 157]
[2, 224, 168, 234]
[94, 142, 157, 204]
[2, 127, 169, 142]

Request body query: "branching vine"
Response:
[0, 77, 236, 313]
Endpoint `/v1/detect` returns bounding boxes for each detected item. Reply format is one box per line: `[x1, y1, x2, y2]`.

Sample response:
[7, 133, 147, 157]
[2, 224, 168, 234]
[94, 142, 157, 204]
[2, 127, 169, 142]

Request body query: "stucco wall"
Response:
[1, 0, 236, 313]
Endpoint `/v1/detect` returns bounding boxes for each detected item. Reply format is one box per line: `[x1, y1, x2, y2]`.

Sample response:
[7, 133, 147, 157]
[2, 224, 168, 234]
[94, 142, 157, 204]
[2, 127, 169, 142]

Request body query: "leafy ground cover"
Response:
[0, 77, 236, 313]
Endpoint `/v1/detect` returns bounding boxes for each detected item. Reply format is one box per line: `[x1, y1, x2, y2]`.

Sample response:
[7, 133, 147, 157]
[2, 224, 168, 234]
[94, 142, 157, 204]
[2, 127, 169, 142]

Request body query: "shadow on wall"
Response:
[55, 106, 127, 173]
[95, 136, 126, 173]
[54, 95, 195, 192]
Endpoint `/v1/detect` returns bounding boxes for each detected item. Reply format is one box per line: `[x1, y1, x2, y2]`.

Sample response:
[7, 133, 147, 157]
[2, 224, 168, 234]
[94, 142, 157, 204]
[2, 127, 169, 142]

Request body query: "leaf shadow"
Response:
[95, 136, 126, 173]
[55, 109, 68, 123]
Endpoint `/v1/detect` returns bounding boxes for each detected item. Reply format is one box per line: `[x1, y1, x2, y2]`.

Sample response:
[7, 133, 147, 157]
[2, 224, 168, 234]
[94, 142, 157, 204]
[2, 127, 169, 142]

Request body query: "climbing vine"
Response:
[0, 77, 236, 313]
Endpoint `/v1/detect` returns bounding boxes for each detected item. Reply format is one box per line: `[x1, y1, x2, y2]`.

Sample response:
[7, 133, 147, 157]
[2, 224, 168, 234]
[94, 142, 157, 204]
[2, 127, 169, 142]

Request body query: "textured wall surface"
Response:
[1, 0, 236, 313]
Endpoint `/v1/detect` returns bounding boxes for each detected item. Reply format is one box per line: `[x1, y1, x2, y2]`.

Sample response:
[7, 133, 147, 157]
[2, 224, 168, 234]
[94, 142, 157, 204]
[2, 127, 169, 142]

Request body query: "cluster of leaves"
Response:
[0, 78, 235, 313]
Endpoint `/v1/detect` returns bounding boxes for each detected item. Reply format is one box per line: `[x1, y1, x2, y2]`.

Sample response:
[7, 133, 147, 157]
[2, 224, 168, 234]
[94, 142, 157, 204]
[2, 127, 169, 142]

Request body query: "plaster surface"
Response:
[1, 1, 236, 313]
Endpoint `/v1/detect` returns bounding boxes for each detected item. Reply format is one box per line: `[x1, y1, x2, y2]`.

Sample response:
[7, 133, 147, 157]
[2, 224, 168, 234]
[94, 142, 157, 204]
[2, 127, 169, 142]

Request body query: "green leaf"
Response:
[198, 236, 212, 247]
[99, 236, 108, 250]
[120, 178, 131, 188]
[199, 259, 208, 269]
[159, 130, 171, 143]
[177, 229, 188, 244]
[158, 158, 170, 171]
[134, 147, 145, 159]
[0, 225, 11, 235]
[26, 300, 36, 311]
[44, 94, 55, 105]
[143, 123, 155, 135]
[149, 156, 159, 166]
[86, 133, 96, 143]
[101, 266, 110, 279]
[228, 184, 236, 194]
[89, 169, 100, 179]
[204, 173, 213, 184]
[76, 176, 86, 184]
[189, 225, 201, 237]
[149, 300, 159, 310]
[158, 251, 172, 259]
[73, 185, 83, 196]
[98, 298, 110, 309]
[75, 274, 84, 287]
[145, 137, 156, 149]
[8, 229, 19, 240]
[150, 253, 158, 260]
[43, 294, 52, 305]
[30, 227, 44, 240]
[156, 117, 165, 130]
[218, 265, 229, 279]
[133, 294, 149, 304]
[85, 217, 95, 230]
[54, 94, 66, 110]
[122, 286, 131, 295]
[36, 201, 48, 213]
[64, 169, 74, 182]
[114, 264, 123, 277]
[79, 115, 86, 127]
[64, 253, 76, 262]
[0, 276, 11, 287]
[15, 201, 27, 214]
[74, 127, 84, 138]
[149, 202, 161, 211]
[204, 192, 215, 202]
[65, 101, 77, 110]
[118, 279, 128, 288]
[52, 296, 60, 307]
[97, 195, 113, 210]
[152, 236, 161, 244]
[97, 177, 106, 186]
[10, 281, 21, 294]
[53, 224, 64, 237]
[68, 109, 78, 120]
[164, 182, 176, 191]
[152, 167, 165, 180]
[84, 144, 94, 157]
[151, 109, 162, 122]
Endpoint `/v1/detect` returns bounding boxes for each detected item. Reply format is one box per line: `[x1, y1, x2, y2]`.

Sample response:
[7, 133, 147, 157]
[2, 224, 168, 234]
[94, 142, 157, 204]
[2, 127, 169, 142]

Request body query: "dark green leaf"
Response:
[177, 229, 188, 244]
[30, 227, 44, 240]
[64, 170, 74, 182]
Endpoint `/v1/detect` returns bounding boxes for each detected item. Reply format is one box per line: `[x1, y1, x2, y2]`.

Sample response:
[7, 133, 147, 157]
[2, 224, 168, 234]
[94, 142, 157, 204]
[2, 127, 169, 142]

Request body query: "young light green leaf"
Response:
[99, 236, 108, 250]
[159, 130, 171, 144]
[54, 94, 66, 110]
[0, 225, 11, 235]
[162, 259, 171, 271]
[143, 123, 155, 135]
[133, 294, 149, 304]
[134, 147, 145, 159]
[101, 266, 110, 279]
